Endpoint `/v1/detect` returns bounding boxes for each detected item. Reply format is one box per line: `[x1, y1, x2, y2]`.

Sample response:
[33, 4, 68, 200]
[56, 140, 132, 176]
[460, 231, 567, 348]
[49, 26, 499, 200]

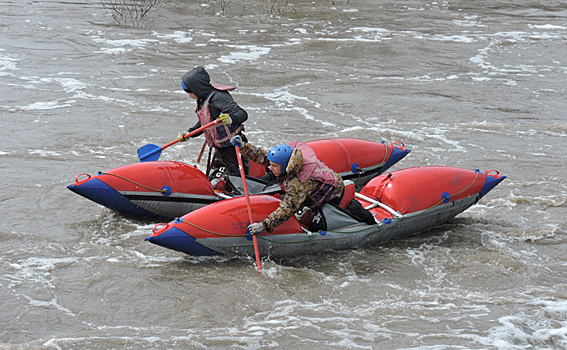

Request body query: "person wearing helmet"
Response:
[231, 136, 345, 235]
[178, 66, 249, 187]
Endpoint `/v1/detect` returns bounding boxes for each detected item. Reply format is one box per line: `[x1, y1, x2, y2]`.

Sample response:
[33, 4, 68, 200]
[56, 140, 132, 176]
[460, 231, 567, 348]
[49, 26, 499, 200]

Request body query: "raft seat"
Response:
[338, 180, 356, 209]
[298, 180, 355, 228]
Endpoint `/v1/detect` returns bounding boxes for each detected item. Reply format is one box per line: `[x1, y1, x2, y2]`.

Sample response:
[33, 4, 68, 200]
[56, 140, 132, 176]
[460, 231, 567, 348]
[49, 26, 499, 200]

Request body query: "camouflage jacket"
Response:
[240, 142, 344, 232]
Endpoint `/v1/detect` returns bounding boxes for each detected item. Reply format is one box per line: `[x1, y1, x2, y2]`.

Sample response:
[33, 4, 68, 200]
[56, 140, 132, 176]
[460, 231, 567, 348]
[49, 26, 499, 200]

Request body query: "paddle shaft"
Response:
[235, 145, 262, 273]
[164, 119, 221, 151]
[139, 119, 221, 161]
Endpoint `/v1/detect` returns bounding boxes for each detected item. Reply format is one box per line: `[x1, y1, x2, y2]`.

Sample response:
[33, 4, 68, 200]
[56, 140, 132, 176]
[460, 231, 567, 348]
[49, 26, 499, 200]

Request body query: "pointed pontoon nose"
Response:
[145, 222, 219, 256]
[478, 172, 507, 200]
[67, 178, 155, 217]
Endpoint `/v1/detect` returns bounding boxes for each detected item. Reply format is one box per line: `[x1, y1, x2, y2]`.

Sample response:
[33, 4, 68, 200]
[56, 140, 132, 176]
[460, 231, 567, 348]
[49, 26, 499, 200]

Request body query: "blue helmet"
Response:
[267, 144, 293, 174]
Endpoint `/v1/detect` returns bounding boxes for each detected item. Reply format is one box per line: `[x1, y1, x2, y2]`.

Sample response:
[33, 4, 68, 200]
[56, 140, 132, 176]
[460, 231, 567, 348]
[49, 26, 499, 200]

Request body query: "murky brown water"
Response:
[1, 0, 566, 348]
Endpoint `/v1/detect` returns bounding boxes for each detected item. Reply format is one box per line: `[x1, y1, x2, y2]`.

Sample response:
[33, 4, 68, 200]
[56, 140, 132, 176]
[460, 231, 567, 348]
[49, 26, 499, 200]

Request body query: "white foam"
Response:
[20, 100, 73, 110]
[453, 14, 487, 28]
[92, 37, 158, 54]
[0, 52, 20, 72]
[349, 27, 390, 33]
[430, 34, 477, 43]
[487, 299, 567, 349]
[529, 24, 567, 30]
[98, 47, 128, 55]
[249, 90, 335, 127]
[29, 149, 63, 157]
[218, 45, 271, 63]
[154, 30, 193, 43]
[41, 77, 87, 93]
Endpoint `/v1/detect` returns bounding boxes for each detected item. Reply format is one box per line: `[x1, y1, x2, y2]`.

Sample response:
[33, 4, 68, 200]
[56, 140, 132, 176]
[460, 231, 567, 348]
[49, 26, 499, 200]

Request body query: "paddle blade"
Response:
[137, 144, 162, 162]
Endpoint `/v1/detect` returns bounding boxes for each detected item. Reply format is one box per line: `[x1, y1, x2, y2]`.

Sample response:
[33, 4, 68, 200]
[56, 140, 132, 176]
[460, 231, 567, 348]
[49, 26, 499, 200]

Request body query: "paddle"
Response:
[137, 119, 221, 162]
[234, 145, 262, 273]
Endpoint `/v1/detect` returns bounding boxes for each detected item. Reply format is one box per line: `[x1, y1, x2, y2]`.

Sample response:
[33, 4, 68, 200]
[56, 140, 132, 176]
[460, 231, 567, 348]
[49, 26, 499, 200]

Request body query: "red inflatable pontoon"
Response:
[68, 138, 410, 219]
[145, 166, 506, 258]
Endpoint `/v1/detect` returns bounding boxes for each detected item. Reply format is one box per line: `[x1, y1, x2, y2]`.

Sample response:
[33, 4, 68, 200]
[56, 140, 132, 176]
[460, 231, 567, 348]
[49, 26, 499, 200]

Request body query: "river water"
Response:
[1, 0, 566, 349]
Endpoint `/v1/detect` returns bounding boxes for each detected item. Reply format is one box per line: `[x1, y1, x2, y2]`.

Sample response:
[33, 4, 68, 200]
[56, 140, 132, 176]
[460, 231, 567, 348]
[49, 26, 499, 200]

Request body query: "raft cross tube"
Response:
[355, 192, 402, 218]
[215, 192, 232, 199]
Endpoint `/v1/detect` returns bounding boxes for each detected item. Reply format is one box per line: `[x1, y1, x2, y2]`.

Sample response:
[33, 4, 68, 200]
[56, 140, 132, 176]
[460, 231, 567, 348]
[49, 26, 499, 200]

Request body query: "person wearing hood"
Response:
[230, 136, 345, 235]
[178, 66, 249, 186]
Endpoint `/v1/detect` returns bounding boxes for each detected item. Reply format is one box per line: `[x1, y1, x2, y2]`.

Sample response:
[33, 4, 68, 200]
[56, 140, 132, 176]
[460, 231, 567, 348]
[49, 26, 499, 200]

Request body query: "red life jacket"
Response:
[197, 85, 244, 148]
[283, 142, 340, 209]
[288, 141, 339, 187]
